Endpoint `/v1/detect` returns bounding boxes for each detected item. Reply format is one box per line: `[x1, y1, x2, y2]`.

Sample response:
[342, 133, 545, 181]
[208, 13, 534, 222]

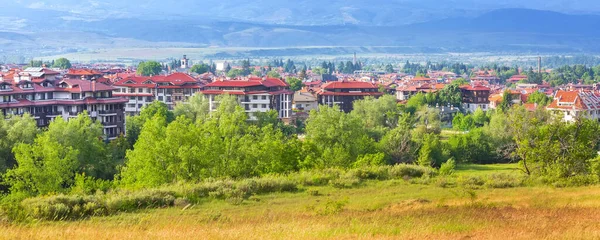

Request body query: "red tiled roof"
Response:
[460, 85, 490, 91]
[319, 92, 384, 96]
[66, 69, 103, 76]
[411, 77, 434, 81]
[321, 81, 379, 90]
[547, 90, 600, 110]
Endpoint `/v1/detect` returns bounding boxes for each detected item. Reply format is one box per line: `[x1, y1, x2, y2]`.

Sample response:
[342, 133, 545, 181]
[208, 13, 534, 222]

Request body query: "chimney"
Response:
[92, 80, 96, 92]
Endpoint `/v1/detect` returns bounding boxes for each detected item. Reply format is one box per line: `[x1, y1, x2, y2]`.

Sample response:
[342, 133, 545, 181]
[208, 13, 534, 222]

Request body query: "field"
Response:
[2, 164, 600, 240]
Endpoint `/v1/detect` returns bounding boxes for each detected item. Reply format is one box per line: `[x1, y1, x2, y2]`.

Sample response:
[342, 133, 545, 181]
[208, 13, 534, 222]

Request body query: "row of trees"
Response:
[2, 90, 600, 198]
[26, 58, 72, 69]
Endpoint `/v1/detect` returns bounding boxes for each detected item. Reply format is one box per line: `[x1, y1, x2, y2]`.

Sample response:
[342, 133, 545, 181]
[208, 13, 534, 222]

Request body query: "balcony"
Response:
[98, 110, 119, 115]
[101, 121, 120, 127]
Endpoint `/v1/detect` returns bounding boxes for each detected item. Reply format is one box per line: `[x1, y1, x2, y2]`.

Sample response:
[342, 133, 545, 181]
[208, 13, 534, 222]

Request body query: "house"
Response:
[112, 73, 202, 115]
[0, 77, 128, 140]
[293, 92, 318, 112]
[546, 90, 600, 122]
[460, 85, 491, 112]
[201, 77, 293, 120]
[317, 80, 383, 112]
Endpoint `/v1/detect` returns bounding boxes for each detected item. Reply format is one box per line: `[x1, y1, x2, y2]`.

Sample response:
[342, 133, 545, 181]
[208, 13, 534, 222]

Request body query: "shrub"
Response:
[457, 176, 485, 189]
[21, 195, 106, 220]
[291, 169, 342, 186]
[439, 158, 456, 176]
[484, 173, 525, 188]
[105, 190, 175, 212]
[330, 174, 361, 189]
[389, 164, 434, 179]
[347, 166, 390, 180]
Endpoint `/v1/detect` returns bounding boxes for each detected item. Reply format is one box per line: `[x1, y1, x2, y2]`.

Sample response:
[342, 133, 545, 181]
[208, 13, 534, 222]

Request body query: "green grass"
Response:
[454, 163, 521, 176]
[3, 164, 600, 239]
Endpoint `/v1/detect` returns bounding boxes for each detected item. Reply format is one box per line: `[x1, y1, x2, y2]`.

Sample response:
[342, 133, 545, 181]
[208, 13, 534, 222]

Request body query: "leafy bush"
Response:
[330, 174, 362, 189]
[389, 164, 434, 179]
[105, 190, 175, 212]
[21, 195, 106, 221]
[484, 173, 525, 188]
[439, 158, 456, 176]
[457, 176, 485, 189]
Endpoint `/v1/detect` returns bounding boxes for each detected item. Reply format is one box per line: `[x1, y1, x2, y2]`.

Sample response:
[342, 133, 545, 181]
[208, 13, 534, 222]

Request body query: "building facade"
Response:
[112, 73, 202, 115]
[547, 90, 600, 122]
[317, 81, 383, 112]
[0, 77, 127, 140]
[460, 85, 491, 113]
[201, 77, 293, 120]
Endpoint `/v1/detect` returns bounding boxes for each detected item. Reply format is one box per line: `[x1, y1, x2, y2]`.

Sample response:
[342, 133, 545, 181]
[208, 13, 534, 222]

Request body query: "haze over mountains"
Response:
[2, 0, 600, 59]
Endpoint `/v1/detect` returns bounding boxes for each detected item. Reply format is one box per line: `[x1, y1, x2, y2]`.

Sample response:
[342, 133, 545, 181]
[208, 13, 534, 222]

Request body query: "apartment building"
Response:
[112, 73, 202, 114]
[0, 76, 127, 140]
[316, 80, 383, 112]
[200, 77, 293, 120]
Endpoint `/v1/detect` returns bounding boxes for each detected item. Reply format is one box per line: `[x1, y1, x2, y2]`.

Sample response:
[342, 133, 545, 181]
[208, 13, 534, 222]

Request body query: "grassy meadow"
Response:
[2, 164, 600, 239]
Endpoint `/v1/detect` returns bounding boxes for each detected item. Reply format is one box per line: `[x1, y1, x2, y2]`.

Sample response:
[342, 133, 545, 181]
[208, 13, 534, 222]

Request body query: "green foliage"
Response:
[351, 95, 400, 139]
[527, 91, 552, 106]
[226, 69, 243, 78]
[126, 101, 175, 146]
[3, 114, 113, 196]
[136, 61, 163, 76]
[190, 63, 210, 74]
[52, 58, 71, 69]
[302, 105, 375, 169]
[439, 158, 456, 176]
[417, 133, 446, 167]
[173, 93, 210, 123]
[0, 114, 38, 173]
[378, 118, 416, 164]
[286, 77, 303, 91]
[267, 70, 281, 78]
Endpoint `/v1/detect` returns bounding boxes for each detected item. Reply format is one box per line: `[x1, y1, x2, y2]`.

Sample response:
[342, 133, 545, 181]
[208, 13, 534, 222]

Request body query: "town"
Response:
[1, 55, 597, 140]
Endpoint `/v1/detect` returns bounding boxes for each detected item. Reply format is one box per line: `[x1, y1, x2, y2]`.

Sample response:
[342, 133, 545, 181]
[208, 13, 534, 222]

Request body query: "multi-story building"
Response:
[112, 73, 202, 114]
[0, 77, 128, 140]
[201, 77, 293, 120]
[460, 85, 491, 112]
[317, 81, 383, 112]
[293, 92, 318, 112]
[547, 90, 600, 122]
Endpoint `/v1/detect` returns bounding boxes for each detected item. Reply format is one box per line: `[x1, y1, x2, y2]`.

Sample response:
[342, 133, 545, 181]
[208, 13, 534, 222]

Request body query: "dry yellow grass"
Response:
[3, 179, 600, 240]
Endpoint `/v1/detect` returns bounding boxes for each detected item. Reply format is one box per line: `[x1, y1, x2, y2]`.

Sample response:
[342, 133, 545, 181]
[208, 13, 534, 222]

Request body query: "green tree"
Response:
[126, 101, 175, 147]
[351, 95, 400, 139]
[137, 61, 163, 76]
[302, 105, 375, 169]
[173, 93, 210, 124]
[385, 64, 394, 73]
[498, 90, 513, 112]
[227, 69, 244, 78]
[0, 114, 38, 173]
[52, 58, 72, 69]
[286, 77, 303, 92]
[527, 91, 552, 106]
[267, 70, 281, 79]
[417, 133, 445, 167]
[190, 64, 210, 74]
[473, 108, 488, 126]
[4, 136, 79, 196]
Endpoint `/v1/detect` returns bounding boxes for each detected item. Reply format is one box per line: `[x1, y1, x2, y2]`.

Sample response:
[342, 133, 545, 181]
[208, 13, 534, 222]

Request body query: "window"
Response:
[166, 96, 172, 102]
[130, 96, 135, 100]
[128, 104, 135, 108]
[138, 96, 143, 101]
[261, 96, 267, 100]
[71, 93, 81, 99]
[262, 104, 267, 108]
[138, 104, 143, 108]
[158, 96, 164, 101]
[138, 88, 143, 93]
[128, 88, 134, 93]
[252, 104, 257, 108]
[253, 96, 258, 100]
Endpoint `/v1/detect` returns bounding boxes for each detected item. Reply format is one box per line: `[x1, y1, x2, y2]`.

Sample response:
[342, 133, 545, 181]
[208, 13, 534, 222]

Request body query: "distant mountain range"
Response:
[2, 4, 600, 58]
